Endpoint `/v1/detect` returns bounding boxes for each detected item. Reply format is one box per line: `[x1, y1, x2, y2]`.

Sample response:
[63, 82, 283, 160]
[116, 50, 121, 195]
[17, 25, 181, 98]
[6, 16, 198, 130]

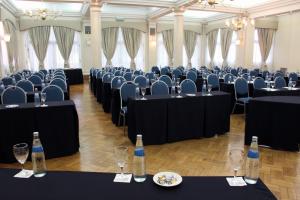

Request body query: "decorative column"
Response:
[173, 9, 184, 67]
[90, 0, 102, 67]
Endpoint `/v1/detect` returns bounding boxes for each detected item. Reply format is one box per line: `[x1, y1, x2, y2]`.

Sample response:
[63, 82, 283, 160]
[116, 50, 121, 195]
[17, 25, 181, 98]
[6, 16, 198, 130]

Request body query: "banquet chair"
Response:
[40, 69, 48, 76]
[0, 86, 4, 96]
[50, 78, 67, 91]
[207, 74, 220, 91]
[119, 82, 136, 134]
[172, 69, 182, 79]
[54, 72, 66, 78]
[274, 77, 286, 88]
[160, 67, 169, 75]
[145, 72, 155, 80]
[125, 68, 131, 73]
[102, 73, 114, 83]
[159, 75, 172, 87]
[230, 68, 238, 76]
[1, 86, 27, 105]
[28, 75, 42, 85]
[253, 77, 266, 89]
[186, 71, 197, 82]
[242, 73, 250, 80]
[16, 80, 34, 92]
[123, 72, 133, 81]
[151, 80, 169, 95]
[249, 70, 258, 77]
[111, 76, 126, 89]
[133, 70, 142, 76]
[289, 72, 298, 81]
[233, 77, 252, 114]
[53, 74, 66, 80]
[262, 71, 269, 79]
[241, 68, 248, 74]
[114, 70, 122, 76]
[41, 85, 64, 102]
[96, 70, 104, 80]
[2, 77, 14, 87]
[13, 74, 22, 82]
[134, 75, 147, 88]
[224, 73, 234, 83]
[151, 66, 160, 74]
[274, 72, 284, 79]
[33, 72, 44, 80]
[180, 79, 197, 94]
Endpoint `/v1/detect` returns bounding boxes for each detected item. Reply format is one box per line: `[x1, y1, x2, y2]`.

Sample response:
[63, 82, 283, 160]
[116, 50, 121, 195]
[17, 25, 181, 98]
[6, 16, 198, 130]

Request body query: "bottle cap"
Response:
[137, 134, 142, 138]
[252, 136, 258, 141]
[33, 132, 39, 137]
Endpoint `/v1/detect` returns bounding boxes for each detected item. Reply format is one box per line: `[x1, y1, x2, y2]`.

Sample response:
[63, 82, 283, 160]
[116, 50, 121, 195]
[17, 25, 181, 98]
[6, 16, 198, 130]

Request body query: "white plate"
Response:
[5, 104, 19, 108]
[153, 172, 183, 187]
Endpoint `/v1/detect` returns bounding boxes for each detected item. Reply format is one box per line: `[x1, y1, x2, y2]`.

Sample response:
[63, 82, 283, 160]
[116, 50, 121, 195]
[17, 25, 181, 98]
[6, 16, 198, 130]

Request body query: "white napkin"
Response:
[14, 169, 34, 178]
[113, 174, 132, 183]
[226, 177, 247, 187]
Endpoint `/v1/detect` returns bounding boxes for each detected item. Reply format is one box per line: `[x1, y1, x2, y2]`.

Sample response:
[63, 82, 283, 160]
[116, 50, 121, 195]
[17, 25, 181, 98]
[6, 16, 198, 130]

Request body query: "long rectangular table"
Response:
[127, 91, 231, 145]
[0, 101, 79, 163]
[0, 169, 276, 200]
[253, 88, 300, 97]
[64, 68, 83, 85]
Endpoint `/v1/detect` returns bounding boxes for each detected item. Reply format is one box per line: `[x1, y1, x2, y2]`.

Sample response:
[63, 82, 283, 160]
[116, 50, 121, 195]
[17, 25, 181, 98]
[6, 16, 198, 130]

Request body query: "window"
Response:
[253, 29, 273, 67]
[183, 34, 201, 68]
[102, 28, 146, 70]
[0, 21, 9, 76]
[156, 32, 169, 67]
[25, 27, 81, 71]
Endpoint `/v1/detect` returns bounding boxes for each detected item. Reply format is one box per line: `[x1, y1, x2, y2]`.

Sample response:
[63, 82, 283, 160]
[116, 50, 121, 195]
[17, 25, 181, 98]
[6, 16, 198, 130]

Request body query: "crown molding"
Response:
[0, 0, 18, 16]
[102, 0, 174, 8]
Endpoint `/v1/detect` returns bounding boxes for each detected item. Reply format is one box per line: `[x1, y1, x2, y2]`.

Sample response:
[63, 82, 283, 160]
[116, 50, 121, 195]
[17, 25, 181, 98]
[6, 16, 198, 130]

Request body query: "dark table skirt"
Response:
[0, 169, 276, 200]
[253, 88, 300, 97]
[0, 101, 79, 163]
[64, 68, 83, 85]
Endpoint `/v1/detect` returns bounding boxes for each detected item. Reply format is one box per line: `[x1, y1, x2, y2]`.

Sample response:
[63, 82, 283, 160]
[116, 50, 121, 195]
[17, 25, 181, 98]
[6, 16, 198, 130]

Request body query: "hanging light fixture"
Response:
[23, 0, 62, 20]
[198, 0, 235, 8]
[225, 15, 255, 31]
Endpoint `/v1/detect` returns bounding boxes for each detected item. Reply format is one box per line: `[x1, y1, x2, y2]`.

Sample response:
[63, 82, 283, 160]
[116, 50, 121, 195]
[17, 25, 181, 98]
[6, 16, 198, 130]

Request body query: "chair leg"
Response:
[123, 115, 126, 136]
[232, 102, 236, 114]
[118, 114, 121, 126]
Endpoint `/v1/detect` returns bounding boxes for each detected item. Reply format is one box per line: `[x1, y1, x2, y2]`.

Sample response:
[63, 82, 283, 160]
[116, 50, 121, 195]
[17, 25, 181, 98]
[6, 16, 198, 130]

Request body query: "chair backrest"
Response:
[159, 75, 172, 87]
[123, 72, 133, 81]
[151, 66, 160, 74]
[96, 70, 104, 79]
[111, 76, 126, 89]
[180, 79, 197, 94]
[242, 73, 249, 80]
[207, 74, 220, 90]
[274, 71, 284, 79]
[134, 75, 147, 88]
[54, 72, 66, 78]
[14, 74, 22, 82]
[102, 72, 114, 83]
[172, 69, 182, 79]
[125, 68, 131, 73]
[289, 72, 298, 81]
[33, 72, 44, 80]
[160, 67, 169, 75]
[1, 86, 27, 104]
[151, 80, 169, 95]
[224, 73, 234, 83]
[274, 76, 286, 88]
[120, 82, 136, 107]
[249, 70, 258, 77]
[186, 71, 197, 82]
[145, 72, 155, 80]
[16, 80, 34, 92]
[41, 85, 64, 102]
[114, 70, 122, 76]
[253, 77, 266, 89]
[28, 75, 42, 85]
[2, 77, 14, 86]
[40, 69, 48, 76]
[92, 69, 99, 77]
[234, 77, 249, 99]
[262, 71, 269, 78]
[133, 70, 142, 76]
[230, 68, 238, 76]
[50, 78, 67, 91]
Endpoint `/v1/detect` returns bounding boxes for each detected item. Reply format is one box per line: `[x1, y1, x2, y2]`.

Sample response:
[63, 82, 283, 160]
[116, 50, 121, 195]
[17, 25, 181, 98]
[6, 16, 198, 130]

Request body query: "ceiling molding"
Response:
[0, 0, 18, 16]
[80, 1, 90, 16]
[188, 4, 244, 15]
[12, 0, 85, 2]
[148, 8, 172, 19]
[102, 0, 174, 8]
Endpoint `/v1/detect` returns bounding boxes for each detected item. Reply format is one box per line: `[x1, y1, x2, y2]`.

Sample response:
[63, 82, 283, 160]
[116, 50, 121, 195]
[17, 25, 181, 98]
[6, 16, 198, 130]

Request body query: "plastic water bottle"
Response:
[32, 132, 47, 177]
[34, 88, 40, 103]
[202, 81, 207, 95]
[133, 134, 146, 182]
[244, 136, 259, 184]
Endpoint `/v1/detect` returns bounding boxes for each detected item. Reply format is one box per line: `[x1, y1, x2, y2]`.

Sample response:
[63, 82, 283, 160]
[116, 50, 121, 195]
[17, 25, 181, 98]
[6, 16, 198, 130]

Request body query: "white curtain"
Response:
[257, 28, 275, 70]
[162, 30, 174, 66]
[207, 29, 219, 68]
[184, 30, 197, 69]
[102, 27, 119, 66]
[29, 26, 51, 70]
[53, 26, 75, 68]
[183, 35, 201, 68]
[121, 27, 142, 70]
[157, 33, 169, 67]
[3, 20, 18, 73]
[220, 28, 233, 68]
[0, 21, 9, 77]
[253, 29, 273, 68]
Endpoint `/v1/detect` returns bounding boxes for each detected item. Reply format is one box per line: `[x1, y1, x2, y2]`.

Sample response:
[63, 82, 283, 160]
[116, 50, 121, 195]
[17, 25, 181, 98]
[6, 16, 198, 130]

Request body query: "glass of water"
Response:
[41, 93, 47, 106]
[207, 84, 212, 95]
[177, 85, 182, 97]
[229, 147, 244, 182]
[141, 87, 146, 100]
[13, 143, 29, 171]
[292, 81, 296, 88]
[114, 146, 128, 177]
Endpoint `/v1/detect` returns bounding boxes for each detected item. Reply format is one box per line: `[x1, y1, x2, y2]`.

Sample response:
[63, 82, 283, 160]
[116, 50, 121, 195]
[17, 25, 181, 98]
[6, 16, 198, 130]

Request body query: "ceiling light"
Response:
[225, 15, 255, 31]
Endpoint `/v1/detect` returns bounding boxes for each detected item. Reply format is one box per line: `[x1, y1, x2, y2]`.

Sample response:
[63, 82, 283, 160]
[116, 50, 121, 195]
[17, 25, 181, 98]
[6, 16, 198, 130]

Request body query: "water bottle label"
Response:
[247, 150, 259, 158]
[134, 148, 144, 157]
[32, 146, 44, 153]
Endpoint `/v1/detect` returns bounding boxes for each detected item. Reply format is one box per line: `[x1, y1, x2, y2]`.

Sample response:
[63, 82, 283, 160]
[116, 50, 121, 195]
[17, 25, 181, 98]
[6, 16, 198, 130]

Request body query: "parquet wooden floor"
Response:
[1, 81, 300, 199]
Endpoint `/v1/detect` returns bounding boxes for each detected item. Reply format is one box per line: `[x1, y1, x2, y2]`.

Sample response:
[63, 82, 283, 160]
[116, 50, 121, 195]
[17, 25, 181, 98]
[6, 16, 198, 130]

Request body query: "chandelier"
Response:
[225, 16, 255, 31]
[198, 0, 234, 7]
[23, 8, 63, 20]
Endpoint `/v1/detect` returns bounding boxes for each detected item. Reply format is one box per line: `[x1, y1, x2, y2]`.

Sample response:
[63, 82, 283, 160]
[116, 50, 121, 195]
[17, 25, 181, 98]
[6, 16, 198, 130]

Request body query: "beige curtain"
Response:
[207, 29, 218, 68]
[121, 27, 141, 70]
[184, 30, 197, 69]
[3, 20, 18, 73]
[53, 26, 75, 68]
[220, 28, 233, 68]
[162, 30, 174, 66]
[102, 27, 119, 66]
[29, 26, 51, 70]
[257, 28, 275, 71]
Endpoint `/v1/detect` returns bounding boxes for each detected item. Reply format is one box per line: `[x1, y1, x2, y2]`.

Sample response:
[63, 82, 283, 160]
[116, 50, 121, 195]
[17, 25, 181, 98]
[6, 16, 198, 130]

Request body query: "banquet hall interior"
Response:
[0, 0, 300, 199]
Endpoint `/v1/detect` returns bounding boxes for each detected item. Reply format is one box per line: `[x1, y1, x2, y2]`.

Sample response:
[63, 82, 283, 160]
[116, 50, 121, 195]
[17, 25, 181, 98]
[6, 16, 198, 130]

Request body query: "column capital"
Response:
[173, 7, 185, 16]
[90, 0, 103, 11]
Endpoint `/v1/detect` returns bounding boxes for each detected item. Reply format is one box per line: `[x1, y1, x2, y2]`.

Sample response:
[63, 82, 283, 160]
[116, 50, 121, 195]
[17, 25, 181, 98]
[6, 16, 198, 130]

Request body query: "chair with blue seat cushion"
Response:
[230, 68, 238, 76]
[262, 71, 269, 79]
[125, 68, 131, 73]
[151, 80, 169, 95]
[133, 70, 142, 76]
[2, 77, 14, 86]
[224, 73, 234, 83]
[13, 74, 22, 82]
[1, 86, 27, 104]
[180, 79, 197, 94]
[151, 66, 160, 74]
[41, 85, 64, 102]
[242, 73, 249, 80]
[54, 74, 66, 81]
[111, 76, 126, 89]
[50, 78, 67, 91]
[123, 72, 133, 81]
[253, 77, 266, 89]
[102, 73, 114, 83]
[114, 70, 122, 76]
[207, 74, 220, 91]
[96, 70, 104, 79]
[119, 82, 136, 134]
[33, 72, 44, 80]
[160, 67, 169, 75]
[134, 75, 147, 88]
[145, 72, 155, 80]
[40, 69, 48, 76]
[172, 69, 182, 79]
[28, 75, 42, 85]
[249, 70, 258, 77]
[233, 77, 251, 113]
[289, 72, 298, 81]
[159, 75, 172, 87]
[16, 80, 34, 92]
[274, 77, 286, 88]
[186, 71, 197, 82]
[54, 72, 66, 78]
[274, 71, 284, 79]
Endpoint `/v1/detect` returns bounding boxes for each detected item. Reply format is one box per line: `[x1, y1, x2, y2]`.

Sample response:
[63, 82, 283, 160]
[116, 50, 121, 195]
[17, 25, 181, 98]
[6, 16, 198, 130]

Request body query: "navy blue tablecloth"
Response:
[64, 68, 83, 85]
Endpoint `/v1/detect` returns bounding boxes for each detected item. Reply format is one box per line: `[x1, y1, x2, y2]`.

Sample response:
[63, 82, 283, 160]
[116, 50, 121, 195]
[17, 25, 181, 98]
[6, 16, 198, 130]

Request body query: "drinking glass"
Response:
[141, 87, 146, 100]
[13, 143, 29, 171]
[114, 146, 128, 177]
[292, 81, 296, 88]
[41, 93, 47, 106]
[176, 78, 181, 87]
[177, 86, 182, 97]
[207, 84, 212, 95]
[271, 82, 275, 89]
[229, 148, 244, 182]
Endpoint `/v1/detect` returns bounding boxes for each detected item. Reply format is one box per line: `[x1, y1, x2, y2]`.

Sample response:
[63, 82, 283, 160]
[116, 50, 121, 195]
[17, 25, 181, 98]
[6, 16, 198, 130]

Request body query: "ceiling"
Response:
[6, 0, 300, 21]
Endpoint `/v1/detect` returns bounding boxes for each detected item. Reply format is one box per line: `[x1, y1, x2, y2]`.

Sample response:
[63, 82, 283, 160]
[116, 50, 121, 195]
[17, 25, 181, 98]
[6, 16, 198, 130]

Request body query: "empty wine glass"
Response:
[114, 146, 128, 177]
[41, 93, 47, 106]
[271, 82, 275, 89]
[176, 78, 181, 87]
[177, 85, 182, 97]
[292, 81, 296, 88]
[13, 143, 29, 172]
[141, 87, 146, 100]
[207, 84, 212, 95]
[229, 148, 244, 183]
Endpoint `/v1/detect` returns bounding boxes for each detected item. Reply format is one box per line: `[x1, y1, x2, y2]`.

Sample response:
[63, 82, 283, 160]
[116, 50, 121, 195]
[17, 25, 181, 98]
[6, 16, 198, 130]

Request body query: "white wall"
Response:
[273, 12, 300, 73]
